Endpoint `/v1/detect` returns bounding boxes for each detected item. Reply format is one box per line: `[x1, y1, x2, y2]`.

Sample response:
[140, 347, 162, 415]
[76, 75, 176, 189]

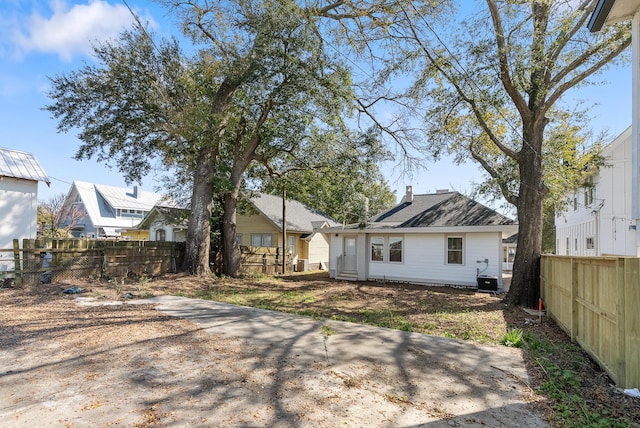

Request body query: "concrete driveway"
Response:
[141, 295, 547, 427]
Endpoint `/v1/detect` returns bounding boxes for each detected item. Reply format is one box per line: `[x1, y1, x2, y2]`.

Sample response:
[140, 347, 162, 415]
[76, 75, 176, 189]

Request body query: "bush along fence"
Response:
[0, 238, 185, 287]
[541, 255, 640, 389]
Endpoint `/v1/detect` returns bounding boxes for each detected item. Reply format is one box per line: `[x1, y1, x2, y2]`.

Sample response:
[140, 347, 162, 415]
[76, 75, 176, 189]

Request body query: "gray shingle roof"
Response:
[372, 191, 515, 227]
[0, 147, 50, 184]
[251, 193, 338, 232]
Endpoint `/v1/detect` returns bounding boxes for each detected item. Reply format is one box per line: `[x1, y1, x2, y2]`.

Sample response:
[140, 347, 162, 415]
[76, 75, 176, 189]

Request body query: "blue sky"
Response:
[0, 0, 632, 206]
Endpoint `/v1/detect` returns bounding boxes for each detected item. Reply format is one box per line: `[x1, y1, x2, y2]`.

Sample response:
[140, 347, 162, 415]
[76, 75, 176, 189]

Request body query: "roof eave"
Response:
[588, 0, 616, 32]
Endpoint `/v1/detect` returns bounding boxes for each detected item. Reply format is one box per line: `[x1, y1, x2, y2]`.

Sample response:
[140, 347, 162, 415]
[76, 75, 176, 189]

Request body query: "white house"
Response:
[555, 126, 636, 256]
[589, 0, 640, 256]
[325, 187, 518, 289]
[137, 205, 189, 242]
[58, 181, 164, 239]
[0, 147, 50, 272]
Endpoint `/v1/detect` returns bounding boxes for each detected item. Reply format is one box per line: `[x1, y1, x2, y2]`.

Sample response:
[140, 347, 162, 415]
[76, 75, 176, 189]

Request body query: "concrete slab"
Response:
[144, 295, 547, 427]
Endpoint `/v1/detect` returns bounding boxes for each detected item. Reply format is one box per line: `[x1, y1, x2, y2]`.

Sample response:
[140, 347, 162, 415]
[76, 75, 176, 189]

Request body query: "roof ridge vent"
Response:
[436, 189, 449, 194]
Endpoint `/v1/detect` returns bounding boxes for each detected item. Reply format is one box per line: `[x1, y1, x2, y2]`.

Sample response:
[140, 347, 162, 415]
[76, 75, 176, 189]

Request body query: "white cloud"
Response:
[12, 1, 152, 61]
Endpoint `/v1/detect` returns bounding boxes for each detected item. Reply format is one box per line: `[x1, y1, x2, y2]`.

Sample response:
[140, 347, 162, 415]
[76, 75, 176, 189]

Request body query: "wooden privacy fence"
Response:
[541, 255, 640, 388]
[239, 246, 292, 275]
[0, 239, 185, 286]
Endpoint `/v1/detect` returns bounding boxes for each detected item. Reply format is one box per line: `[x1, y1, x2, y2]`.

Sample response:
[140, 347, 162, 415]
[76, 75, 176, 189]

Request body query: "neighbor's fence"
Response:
[0, 238, 185, 286]
[239, 246, 292, 275]
[541, 255, 640, 388]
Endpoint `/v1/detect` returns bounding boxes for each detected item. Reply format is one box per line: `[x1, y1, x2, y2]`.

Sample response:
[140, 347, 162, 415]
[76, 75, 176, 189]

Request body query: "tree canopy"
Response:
[333, 0, 631, 306]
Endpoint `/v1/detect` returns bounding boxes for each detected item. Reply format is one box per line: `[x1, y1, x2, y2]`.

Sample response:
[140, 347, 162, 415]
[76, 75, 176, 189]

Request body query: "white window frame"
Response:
[370, 237, 384, 262]
[446, 235, 464, 265]
[388, 236, 403, 263]
[586, 236, 595, 250]
[156, 228, 166, 242]
[287, 235, 295, 254]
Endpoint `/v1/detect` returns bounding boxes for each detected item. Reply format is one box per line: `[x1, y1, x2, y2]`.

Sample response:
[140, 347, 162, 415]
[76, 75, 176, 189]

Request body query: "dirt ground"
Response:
[0, 272, 638, 426]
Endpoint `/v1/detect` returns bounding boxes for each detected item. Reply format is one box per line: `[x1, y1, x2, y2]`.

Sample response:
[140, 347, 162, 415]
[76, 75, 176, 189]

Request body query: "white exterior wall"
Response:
[307, 232, 330, 268]
[555, 127, 636, 256]
[330, 231, 504, 287]
[0, 178, 38, 272]
[149, 222, 186, 242]
[328, 233, 342, 278]
[367, 232, 503, 287]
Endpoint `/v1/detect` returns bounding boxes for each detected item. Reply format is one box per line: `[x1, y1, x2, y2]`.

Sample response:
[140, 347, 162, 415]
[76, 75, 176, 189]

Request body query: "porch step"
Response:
[336, 272, 358, 281]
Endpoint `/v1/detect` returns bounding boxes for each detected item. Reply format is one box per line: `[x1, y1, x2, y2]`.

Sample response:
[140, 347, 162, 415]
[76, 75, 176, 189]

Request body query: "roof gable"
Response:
[250, 193, 338, 233]
[0, 147, 50, 184]
[71, 181, 164, 228]
[373, 192, 515, 227]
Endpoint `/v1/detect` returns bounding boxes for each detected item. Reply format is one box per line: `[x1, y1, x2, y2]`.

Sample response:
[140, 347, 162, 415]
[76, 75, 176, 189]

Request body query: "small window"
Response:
[584, 177, 595, 206]
[236, 233, 243, 246]
[574, 238, 578, 251]
[251, 233, 272, 247]
[566, 237, 570, 255]
[156, 229, 166, 241]
[573, 196, 578, 211]
[447, 236, 463, 265]
[586, 237, 595, 250]
[371, 237, 384, 261]
[389, 237, 403, 262]
[287, 236, 295, 254]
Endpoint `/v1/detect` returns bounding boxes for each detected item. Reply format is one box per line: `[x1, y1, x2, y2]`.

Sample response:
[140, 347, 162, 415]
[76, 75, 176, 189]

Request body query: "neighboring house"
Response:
[58, 181, 163, 239]
[0, 148, 50, 272]
[236, 193, 339, 271]
[136, 205, 189, 242]
[325, 187, 518, 289]
[555, 126, 636, 256]
[588, 0, 640, 256]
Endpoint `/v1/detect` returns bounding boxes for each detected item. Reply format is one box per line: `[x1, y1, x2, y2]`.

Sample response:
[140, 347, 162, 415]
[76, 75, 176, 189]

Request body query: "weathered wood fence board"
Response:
[0, 239, 184, 286]
[541, 255, 640, 388]
[239, 246, 292, 275]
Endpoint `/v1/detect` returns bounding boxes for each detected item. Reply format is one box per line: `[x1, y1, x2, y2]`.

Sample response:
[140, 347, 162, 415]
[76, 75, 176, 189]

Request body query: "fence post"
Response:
[12, 239, 22, 286]
[624, 258, 640, 388]
[570, 257, 578, 341]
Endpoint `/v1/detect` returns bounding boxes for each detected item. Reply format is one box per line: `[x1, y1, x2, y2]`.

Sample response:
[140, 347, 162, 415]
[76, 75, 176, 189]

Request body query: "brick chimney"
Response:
[400, 185, 413, 204]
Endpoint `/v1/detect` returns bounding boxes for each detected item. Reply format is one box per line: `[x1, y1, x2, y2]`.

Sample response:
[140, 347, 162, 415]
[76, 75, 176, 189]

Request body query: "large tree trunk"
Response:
[221, 188, 241, 277]
[182, 149, 215, 275]
[505, 121, 546, 307]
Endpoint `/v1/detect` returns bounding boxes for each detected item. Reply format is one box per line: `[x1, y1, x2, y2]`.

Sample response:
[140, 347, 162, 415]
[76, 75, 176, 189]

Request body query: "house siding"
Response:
[556, 127, 637, 256]
[0, 178, 38, 272]
[236, 213, 278, 246]
[367, 232, 502, 287]
[307, 232, 330, 269]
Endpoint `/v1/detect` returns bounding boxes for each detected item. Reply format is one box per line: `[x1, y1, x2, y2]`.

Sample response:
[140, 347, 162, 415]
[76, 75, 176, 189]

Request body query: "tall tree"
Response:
[348, 0, 630, 306]
[46, 0, 359, 277]
[167, 0, 355, 276]
[254, 128, 396, 225]
[45, 30, 219, 274]
[37, 193, 83, 238]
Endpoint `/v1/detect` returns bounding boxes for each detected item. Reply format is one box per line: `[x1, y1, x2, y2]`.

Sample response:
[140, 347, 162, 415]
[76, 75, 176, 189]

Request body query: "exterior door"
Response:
[344, 237, 357, 272]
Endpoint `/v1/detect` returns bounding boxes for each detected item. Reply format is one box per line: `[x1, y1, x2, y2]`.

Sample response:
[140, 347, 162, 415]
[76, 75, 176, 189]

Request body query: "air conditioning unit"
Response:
[477, 275, 498, 292]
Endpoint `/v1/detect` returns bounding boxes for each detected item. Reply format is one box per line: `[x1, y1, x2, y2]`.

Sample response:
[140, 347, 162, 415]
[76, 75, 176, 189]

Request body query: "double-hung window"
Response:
[370, 236, 403, 263]
[371, 237, 384, 261]
[389, 237, 403, 262]
[447, 236, 463, 265]
[251, 233, 272, 247]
